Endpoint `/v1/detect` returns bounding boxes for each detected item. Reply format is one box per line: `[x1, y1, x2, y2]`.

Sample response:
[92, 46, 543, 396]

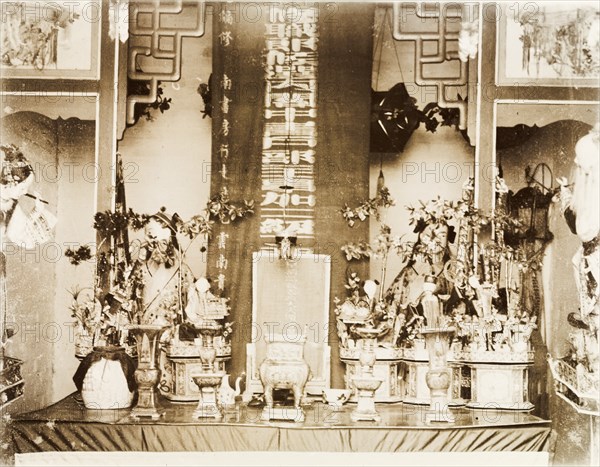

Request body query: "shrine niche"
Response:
[245, 251, 331, 399]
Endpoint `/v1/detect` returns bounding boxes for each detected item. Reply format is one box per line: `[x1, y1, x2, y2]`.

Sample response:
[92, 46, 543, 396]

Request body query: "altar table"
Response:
[8, 394, 551, 465]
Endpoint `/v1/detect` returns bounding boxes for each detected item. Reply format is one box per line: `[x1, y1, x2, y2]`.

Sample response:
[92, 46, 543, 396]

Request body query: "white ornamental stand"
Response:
[161, 339, 230, 402]
[465, 351, 534, 411]
[421, 328, 456, 423]
[349, 326, 386, 422]
[402, 339, 465, 407]
[341, 346, 403, 403]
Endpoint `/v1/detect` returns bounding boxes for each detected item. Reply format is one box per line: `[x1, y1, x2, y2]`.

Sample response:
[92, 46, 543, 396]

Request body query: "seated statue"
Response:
[185, 276, 228, 322]
[385, 221, 455, 328]
[129, 208, 194, 326]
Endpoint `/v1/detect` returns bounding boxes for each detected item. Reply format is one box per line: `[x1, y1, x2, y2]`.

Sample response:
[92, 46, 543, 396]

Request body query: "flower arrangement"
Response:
[453, 306, 537, 357]
[335, 186, 408, 350]
[0, 144, 33, 186]
[334, 272, 376, 324]
[341, 186, 395, 227]
[206, 187, 255, 224]
[336, 174, 542, 362]
[370, 83, 463, 153]
[66, 193, 254, 354]
[443, 176, 542, 362]
[127, 79, 172, 125]
[66, 207, 150, 351]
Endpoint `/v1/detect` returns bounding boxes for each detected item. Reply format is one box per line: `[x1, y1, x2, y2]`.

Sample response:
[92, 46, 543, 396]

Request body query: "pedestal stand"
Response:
[402, 340, 464, 407]
[466, 360, 534, 411]
[192, 373, 223, 420]
[341, 346, 403, 403]
[191, 319, 225, 420]
[421, 328, 456, 424]
[162, 342, 230, 402]
[350, 326, 384, 422]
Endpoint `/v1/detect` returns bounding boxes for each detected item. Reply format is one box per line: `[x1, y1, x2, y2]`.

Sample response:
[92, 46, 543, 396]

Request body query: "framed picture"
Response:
[497, 2, 599, 87]
[0, 1, 100, 79]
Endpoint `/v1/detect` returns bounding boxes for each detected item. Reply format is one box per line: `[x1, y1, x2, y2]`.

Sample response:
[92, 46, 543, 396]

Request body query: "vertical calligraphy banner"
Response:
[208, 3, 265, 377]
[260, 5, 319, 243]
[208, 3, 374, 385]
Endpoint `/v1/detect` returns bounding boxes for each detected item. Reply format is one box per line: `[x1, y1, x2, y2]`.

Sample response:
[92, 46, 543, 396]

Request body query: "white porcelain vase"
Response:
[79, 346, 134, 410]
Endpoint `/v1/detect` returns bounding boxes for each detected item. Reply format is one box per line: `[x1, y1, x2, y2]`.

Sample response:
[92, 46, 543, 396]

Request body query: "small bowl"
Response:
[322, 388, 352, 406]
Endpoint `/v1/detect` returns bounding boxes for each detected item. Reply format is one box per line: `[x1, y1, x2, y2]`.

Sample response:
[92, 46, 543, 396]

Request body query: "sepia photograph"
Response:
[0, 1, 598, 466]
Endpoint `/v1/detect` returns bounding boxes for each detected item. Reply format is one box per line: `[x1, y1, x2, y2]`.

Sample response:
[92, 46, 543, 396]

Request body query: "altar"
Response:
[8, 394, 551, 466]
[1, 1, 598, 466]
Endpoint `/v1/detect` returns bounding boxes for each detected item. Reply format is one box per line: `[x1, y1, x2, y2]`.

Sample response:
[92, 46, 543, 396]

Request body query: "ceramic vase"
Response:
[422, 328, 455, 423]
[79, 346, 134, 410]
[128, 324, 169, 419]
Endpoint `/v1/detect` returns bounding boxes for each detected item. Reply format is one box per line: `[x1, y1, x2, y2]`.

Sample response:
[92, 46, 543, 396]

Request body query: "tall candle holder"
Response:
[417, 276, 456, 422]
[421, 328, 456, 423]
[350, 325, 387, 422]
[191, 311, 228, 420]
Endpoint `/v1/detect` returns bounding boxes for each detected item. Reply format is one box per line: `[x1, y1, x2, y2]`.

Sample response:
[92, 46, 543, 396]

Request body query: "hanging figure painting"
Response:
[557, 123, 600, 386]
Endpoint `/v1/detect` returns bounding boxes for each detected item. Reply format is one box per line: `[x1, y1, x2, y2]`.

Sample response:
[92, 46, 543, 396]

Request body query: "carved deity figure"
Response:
[130, 209, 194, 326]
[385, 222, 454, 326]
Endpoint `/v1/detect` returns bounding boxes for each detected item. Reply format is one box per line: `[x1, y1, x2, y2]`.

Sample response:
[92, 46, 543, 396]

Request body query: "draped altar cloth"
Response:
[9, 394, 551, 456]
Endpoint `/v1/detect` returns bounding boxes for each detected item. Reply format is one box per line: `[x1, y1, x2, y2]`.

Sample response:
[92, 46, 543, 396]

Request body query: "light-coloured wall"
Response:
[369, 127, 474, 289]
[118, 32, 213, 279]
[51, 119, 97, 403]
[0, 112, 97, 415]
[368, 6, 474, 287]
[496, 103, 599, 356]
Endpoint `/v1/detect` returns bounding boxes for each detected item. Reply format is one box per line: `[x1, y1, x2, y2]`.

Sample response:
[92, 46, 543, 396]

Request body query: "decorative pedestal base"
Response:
[128, 325, 169, 420]
[131, 368, 163, 420]
[261, 405, 305, 422]
[423, 366, 457, 424]
[466, 362, 533, 411]
[403, 358, 464, 407]
[161, 354, 230, 402]
[192, 373, 224, 420]
[420, 329, 457, 425]
[351, 376, 383, 422]
[343, 358, 403, 403]
[424, 407, 456, 424]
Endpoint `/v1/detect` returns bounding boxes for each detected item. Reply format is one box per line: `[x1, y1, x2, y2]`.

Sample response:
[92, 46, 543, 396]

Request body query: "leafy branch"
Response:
[341, 186, 395, 227]
[206, 189, 255, 224]
[127, 79, 172, 125]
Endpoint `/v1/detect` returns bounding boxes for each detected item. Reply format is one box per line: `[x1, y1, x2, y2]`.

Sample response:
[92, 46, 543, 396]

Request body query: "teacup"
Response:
[322, 388, 352, 406]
